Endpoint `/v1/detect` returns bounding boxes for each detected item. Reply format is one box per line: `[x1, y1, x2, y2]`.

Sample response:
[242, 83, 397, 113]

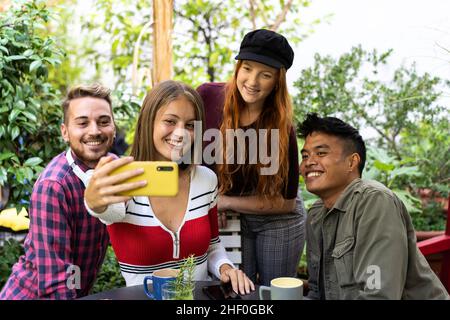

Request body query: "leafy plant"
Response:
[0, 0, 66, 211]
[168, 255, 195, 300]
[91, 246, 125, 294]
[416, 201, 447, 232]
[0, 238, 25, 290]
[293, 46, 449, 230]
[364, 147, 422, 214]
[399, 119, 449, 196]
[363, 147, 446, 231]
[293, 46, 448, 157]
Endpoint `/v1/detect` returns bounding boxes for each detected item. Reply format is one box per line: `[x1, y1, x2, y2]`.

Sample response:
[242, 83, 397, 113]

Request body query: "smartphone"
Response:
[202, 284, 242, 300]
[109, 161, 178, 197]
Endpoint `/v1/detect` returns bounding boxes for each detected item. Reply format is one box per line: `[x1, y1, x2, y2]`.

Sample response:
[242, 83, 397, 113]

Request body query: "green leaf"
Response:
[10, 127, 20, 141]
[209, 51, 220, 66]
[22, 111, 37, 122]
[23, 167, 34, 181]
[0, 167, 7, 185]
[0, 152, 16, 161]
[23, 49, 34, 57]
[29, 59, 42, 72]
[16, 100, 26, 109]
[7, 55, 26, 61]
[8, 109, 21, 122]
[393, 190, 422, 214]
[15, 169, 24, 184]
[43, 57, 60, 65]
[24, 157, 43, 167]
[373, 160, 395, 172]
[390, 166, 422, 179]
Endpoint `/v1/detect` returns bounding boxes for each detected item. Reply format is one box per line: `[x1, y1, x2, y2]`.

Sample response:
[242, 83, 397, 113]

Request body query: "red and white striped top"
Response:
[87, 165, 233, 286]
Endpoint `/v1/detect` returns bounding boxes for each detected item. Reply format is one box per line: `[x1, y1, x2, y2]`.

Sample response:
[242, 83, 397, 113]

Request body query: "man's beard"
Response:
[69, 138, 112, 167]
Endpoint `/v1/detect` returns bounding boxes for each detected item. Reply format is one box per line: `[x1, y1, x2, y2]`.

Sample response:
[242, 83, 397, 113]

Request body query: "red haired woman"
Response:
[198, 29, 306, 286]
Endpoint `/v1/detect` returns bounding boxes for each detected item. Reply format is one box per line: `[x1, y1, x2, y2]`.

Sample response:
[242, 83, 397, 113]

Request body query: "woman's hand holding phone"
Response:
[85, 156, 147, 213]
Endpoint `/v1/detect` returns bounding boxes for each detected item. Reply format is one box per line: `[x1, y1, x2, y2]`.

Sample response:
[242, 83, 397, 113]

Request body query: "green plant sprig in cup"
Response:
[170, 255, 195, 300]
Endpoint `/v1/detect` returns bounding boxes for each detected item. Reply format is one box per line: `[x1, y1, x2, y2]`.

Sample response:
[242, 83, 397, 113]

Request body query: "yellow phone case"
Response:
[109, 161, 179, 197]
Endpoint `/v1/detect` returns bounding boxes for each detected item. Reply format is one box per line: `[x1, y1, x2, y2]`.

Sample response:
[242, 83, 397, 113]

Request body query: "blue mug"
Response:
[143, 268, 179, 300]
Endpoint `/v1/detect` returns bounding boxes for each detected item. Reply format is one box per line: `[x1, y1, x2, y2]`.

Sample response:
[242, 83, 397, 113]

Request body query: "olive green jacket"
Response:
[306, 178, 449, 300]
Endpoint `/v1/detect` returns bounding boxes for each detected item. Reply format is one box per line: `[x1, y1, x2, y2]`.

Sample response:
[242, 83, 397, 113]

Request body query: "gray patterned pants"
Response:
[240, 192, 306, 286]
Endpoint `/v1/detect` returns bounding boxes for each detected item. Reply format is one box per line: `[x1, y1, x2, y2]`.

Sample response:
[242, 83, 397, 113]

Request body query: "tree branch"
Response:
[256, 1, 270, 27]
[249, 0, 256, 30]
[270, 0, 294, 31]
[0, 23, 13, 29]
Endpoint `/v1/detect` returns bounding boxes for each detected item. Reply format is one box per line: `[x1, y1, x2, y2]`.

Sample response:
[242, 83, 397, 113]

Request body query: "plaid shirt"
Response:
[0, 151, 109, 299]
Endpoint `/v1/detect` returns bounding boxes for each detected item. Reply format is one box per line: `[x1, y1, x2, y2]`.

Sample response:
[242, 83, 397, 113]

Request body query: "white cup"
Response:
[259, 277, 303, 300]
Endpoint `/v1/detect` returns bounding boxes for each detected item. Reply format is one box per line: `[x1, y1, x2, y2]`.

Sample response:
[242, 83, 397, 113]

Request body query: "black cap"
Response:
[235, 29, 294, 70]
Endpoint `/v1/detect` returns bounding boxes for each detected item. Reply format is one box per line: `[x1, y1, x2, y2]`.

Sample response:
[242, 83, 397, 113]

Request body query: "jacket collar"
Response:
[309, 178, 362, 225]
[332, 178, 362, 212]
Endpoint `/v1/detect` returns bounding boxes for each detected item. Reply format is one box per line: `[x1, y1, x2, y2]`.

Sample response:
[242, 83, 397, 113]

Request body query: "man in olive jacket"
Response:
[299, 113, 449, 300]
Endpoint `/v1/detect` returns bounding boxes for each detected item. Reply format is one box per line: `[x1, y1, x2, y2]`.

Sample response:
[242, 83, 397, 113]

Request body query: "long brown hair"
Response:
[218, 60, 293, 199]
[131, 80, 205, 168]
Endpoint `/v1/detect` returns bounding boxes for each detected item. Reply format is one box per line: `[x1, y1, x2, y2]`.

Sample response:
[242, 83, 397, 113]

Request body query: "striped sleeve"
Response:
[208, 175, 219, 240]
[85, 201, 126, 225]
[205, 171, 234, 278]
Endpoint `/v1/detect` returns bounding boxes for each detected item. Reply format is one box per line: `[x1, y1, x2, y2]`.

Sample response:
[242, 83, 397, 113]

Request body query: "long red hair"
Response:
[218, 61, 293, 199]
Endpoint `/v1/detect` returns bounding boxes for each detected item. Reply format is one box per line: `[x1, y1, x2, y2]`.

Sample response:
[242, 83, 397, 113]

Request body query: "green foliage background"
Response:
[0, 1, 66, 210]
[91, 246, 125, 294]
[294, 46, 449, 230]
[0, 238, 24, 289]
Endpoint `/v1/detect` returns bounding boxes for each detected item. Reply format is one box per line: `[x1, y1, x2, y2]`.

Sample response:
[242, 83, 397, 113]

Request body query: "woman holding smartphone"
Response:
[197, 29, 306, 286]
[84, 80, 254, 295]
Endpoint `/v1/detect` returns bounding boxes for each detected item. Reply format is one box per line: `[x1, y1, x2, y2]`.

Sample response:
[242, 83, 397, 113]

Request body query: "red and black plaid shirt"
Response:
[0, 151, 109, 299]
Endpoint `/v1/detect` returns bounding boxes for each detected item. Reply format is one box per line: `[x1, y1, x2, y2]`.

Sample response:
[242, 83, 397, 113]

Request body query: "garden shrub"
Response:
[0, 238, 24, 289]
[91, 246, 125, 294]
[0, 0, 65, 210]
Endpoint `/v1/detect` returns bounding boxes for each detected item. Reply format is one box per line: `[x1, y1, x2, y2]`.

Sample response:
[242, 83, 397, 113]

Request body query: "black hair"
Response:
[298, 113, 366, 176]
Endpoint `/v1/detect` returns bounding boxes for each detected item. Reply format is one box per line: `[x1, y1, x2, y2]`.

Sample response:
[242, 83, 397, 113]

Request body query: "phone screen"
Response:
[202, 284, 242, 300]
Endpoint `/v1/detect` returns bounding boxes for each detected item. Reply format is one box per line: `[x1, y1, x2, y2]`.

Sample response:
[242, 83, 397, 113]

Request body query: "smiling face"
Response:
[61, 97, 115, 168]
[300, 132, 360, 208]
[236, 60, 278, 109]
[153, 96, 196, 162]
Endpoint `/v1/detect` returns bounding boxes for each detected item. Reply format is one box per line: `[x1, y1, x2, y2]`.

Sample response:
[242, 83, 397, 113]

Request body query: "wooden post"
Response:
[152, 0, 173, 85]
